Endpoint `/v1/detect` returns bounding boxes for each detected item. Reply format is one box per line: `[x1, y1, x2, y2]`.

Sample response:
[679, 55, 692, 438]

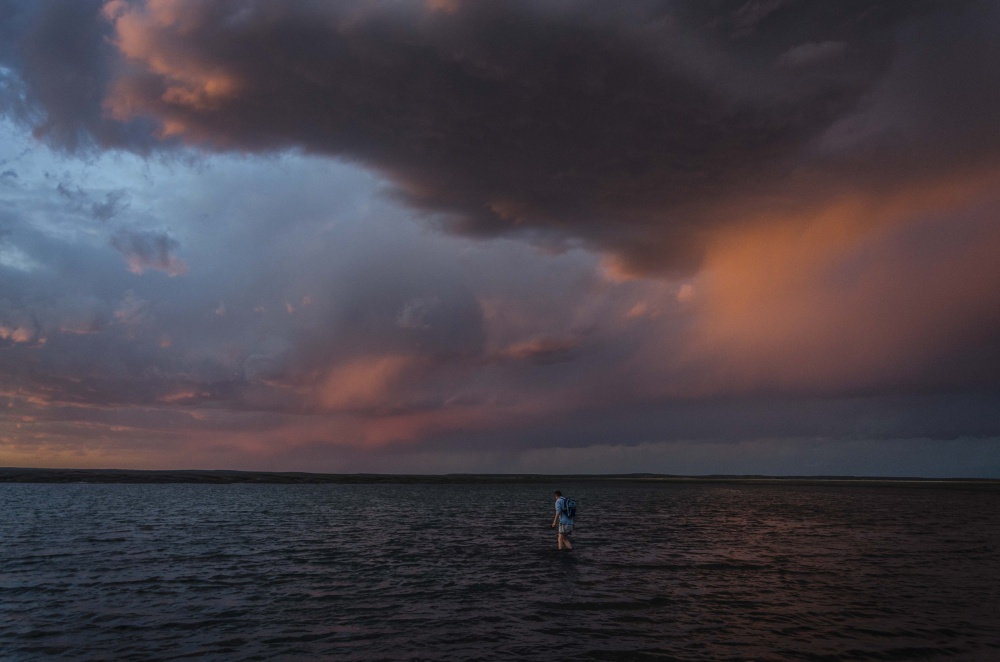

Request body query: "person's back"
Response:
[556, 496, 574, 525]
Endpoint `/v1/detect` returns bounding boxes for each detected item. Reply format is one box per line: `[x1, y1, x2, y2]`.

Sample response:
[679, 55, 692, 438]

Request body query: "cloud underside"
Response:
[1, 0, 1000, 467]
[10, 0, 998, 272]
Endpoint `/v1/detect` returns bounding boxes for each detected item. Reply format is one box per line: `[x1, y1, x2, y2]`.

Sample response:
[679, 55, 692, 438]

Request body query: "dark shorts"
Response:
[558, 523, 574, 536]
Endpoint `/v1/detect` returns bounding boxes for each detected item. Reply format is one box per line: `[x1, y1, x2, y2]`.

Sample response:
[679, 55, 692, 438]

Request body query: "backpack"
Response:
[562, 497, 577, 519]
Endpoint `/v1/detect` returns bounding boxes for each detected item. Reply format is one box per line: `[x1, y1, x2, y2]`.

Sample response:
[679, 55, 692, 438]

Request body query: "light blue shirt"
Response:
[555, 497, 573, 525]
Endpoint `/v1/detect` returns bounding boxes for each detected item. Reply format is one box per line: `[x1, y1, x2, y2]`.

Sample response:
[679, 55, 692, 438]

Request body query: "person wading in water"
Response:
[551, 490, 573, 551]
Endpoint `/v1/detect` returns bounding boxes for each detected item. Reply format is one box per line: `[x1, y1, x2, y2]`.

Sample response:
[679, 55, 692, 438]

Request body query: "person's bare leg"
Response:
[557, 533, 564, 550]
[562, 534, 572, 550]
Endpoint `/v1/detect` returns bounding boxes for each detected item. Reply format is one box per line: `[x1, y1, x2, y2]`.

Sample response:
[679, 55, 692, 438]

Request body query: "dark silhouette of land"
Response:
[1, 468, 998, 489]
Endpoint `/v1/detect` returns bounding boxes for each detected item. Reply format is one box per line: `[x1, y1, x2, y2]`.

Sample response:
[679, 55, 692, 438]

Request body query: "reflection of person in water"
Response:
[551, 490, 573, 551]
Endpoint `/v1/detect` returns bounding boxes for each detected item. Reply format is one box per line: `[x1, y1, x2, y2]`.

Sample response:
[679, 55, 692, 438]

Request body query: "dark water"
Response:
[1, 482, 998, 661]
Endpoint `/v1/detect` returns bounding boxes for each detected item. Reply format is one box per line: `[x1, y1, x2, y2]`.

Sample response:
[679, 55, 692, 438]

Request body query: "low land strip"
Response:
[1, 468, 998, 489]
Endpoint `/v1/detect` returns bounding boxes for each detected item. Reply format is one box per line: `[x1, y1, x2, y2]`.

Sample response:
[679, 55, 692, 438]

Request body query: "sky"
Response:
[1, 0, 999, 476]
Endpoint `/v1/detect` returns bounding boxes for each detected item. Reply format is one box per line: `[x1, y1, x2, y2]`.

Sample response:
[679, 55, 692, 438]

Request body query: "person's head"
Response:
[553, 490, 562, 499]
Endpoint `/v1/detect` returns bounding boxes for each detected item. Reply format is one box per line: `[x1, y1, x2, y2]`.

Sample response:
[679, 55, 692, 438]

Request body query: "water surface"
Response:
[2, 482, 998, 660]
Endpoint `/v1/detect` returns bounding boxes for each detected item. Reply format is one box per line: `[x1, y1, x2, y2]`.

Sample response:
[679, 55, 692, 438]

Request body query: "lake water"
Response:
[1, 482, 998, 661]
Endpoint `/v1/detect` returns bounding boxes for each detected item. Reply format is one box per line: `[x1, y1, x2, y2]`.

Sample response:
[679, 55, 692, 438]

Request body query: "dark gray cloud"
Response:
[2, 0, 992, 274]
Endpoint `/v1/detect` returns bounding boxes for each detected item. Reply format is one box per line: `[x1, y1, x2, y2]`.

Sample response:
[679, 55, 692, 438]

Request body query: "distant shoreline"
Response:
[1, 468, 998, 489]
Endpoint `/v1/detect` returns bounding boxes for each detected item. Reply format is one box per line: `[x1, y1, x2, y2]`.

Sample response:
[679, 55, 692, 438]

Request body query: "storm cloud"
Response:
[1, 0, 993, 272]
